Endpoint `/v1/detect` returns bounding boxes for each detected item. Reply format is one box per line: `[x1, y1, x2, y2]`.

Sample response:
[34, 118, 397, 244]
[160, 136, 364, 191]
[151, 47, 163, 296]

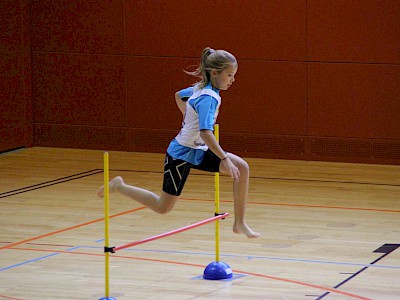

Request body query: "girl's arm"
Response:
[175, 92, 186, 115]
[200, 129, 240, 181]
[200, 129, 226, 159]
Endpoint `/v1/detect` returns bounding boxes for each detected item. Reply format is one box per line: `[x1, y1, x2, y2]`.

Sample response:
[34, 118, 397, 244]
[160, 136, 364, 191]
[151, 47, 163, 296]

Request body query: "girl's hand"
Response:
[221, 157, 240, 181]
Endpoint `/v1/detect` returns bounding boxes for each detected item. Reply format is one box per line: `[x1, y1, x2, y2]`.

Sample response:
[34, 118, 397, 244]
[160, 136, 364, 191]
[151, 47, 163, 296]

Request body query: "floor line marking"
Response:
[111, 168, 400, 187]
[0, 294, 25, 300]
[0, 207, 146, 251]
[316, 244, 400, 299]
[0, 246, 80, 272]
[0, 170, 103, 198]
[78, 245, 400, 269]
[6, 247, 372, 300]
[5, 245, 399, 271]
[180, 197, 400, 213]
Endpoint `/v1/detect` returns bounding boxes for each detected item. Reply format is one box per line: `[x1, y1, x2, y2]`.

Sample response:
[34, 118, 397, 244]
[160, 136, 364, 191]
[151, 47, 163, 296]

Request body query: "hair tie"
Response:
[209, 48, 215, 54]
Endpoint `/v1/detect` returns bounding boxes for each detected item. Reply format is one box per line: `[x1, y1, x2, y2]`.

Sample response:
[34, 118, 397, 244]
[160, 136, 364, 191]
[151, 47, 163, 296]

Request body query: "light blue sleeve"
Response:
[179, 87, 194, 100]
[195, 96, 218, 131]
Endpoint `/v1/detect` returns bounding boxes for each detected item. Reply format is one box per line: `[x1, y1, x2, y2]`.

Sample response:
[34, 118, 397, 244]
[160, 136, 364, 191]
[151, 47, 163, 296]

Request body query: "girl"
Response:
[98, 47, 260, 238]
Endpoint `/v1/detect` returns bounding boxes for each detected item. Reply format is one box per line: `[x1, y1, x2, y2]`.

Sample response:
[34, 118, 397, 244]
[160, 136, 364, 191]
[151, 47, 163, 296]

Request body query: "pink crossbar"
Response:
[114, 213, 229, 252]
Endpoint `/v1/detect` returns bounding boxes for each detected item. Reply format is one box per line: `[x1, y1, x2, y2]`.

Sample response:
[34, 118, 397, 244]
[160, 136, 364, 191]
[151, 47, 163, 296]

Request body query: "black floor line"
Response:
[0, 169, 103, 199]
[315, 244, 400, 299]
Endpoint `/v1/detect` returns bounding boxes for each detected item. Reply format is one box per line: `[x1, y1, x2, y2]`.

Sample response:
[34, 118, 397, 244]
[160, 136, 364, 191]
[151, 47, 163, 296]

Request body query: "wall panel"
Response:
[126, 56, 196, 130]
[0, 0, 32, 152]
[308, 0, 400, 63]
[0, 1, 24, 55]
[220, 61, 307, 135]
[310, 137, 400, 165]
[308, 63, 400, 139]
[127, 128, 176, 153]
[1, 1, 398, 163]
[31, 0, 125, 54]
[0, 54, 31, 129]
[220, 132, 307, 160]
[0, 125, 33, 152]
[125, 0, 307, 61]
[33, 52, 126, 127]
[34, 124, 126, 150]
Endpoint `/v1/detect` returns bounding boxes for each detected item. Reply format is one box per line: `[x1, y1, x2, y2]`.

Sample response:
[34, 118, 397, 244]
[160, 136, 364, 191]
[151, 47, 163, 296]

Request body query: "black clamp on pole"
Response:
[104, 246, 115, 253]
[215, 212, 227, 219]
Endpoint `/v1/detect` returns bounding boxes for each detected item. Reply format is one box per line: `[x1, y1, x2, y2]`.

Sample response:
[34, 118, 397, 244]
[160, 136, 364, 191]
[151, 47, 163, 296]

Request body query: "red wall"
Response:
[0, 0, 33, 152]
[2, 1, 400, 164]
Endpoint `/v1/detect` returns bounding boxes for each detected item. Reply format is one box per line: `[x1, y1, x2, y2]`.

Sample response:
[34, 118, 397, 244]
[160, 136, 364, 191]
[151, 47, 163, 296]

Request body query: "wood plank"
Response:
[0, 147, 399, 299]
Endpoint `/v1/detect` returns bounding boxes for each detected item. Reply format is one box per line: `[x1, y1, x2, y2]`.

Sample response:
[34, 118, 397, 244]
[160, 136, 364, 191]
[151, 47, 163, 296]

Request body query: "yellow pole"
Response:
[214, 124, 220, 263]
[103, 152, 111, 298]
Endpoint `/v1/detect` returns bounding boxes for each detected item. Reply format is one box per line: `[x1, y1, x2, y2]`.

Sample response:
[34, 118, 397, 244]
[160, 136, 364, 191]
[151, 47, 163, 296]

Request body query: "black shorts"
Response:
[162, 149, 222, 196]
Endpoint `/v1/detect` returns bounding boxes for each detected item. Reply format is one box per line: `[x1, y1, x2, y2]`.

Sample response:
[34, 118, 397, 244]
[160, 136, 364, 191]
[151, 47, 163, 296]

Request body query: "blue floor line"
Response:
[0, 252, 60, 272]
[83, 244, 400, 270]
[0, 246, 81, 272]
[2, 243, 399, 274]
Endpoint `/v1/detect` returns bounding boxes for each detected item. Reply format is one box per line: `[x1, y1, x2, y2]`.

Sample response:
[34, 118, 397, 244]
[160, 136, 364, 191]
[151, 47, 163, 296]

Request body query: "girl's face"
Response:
[211, 64, 237, 91]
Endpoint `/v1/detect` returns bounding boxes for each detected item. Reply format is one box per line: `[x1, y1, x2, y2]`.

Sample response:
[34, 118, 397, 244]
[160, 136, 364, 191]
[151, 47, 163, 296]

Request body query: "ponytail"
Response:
[185, 47, 237, 89]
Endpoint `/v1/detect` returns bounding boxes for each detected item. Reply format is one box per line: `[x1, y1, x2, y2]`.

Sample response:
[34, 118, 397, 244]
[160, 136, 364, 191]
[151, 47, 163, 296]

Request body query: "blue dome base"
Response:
[203, 261, 233, 280]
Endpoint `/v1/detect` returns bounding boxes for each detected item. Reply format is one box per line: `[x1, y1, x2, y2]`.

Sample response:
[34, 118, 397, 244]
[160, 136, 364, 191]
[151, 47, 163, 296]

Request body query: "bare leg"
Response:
[98, 176, 179, 214]
[219, 154, 260, 238]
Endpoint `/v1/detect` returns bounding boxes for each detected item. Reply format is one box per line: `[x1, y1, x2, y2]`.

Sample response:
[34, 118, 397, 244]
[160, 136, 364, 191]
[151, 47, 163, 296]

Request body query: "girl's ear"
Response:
[210, 69, 218, 78]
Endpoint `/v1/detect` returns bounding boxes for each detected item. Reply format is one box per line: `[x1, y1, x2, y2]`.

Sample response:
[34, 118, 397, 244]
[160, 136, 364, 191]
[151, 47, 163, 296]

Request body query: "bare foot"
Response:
[233, 222, 261, 238]
[97, 176, 124, 198]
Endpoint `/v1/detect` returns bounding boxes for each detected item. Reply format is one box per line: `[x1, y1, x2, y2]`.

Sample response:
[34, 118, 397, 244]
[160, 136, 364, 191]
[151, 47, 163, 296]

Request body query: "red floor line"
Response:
[240, 270, 372, 300]
[181, 197, 400, 213]
[10, 247, 372, 300]
[0, 207, 146, 251]
[0, 242, 76, 248]
[0, 294, 24, 300]
[251, 201, 400, 213]
[2, 196, 396, 253]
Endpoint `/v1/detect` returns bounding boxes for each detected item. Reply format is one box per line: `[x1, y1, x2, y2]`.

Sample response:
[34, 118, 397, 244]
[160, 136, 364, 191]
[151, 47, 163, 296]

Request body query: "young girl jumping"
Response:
[98, 47, 260, 238]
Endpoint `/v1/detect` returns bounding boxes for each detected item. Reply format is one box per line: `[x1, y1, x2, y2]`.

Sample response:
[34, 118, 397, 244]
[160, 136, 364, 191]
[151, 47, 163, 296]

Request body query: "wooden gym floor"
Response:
[0, 147, 399, 300]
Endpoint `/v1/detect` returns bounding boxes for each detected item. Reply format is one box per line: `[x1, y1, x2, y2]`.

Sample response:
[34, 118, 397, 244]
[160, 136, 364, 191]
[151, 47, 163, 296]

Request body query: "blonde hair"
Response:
[185, 47, 237, 89]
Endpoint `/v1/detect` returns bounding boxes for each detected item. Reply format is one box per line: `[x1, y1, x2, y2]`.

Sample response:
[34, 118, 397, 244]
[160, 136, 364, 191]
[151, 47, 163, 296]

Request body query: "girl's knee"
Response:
[235, 157, 249, 173]
[156, 193, 178, 214]
[156, 205, 173, 215]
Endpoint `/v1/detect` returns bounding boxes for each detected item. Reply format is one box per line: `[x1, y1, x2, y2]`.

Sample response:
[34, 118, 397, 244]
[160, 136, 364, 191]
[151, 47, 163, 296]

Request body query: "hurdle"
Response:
[100, 152, 116, 300]
[99, 143, 231, 299]
[112, 212, 229, 252]
[203, 124, 233, 280]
